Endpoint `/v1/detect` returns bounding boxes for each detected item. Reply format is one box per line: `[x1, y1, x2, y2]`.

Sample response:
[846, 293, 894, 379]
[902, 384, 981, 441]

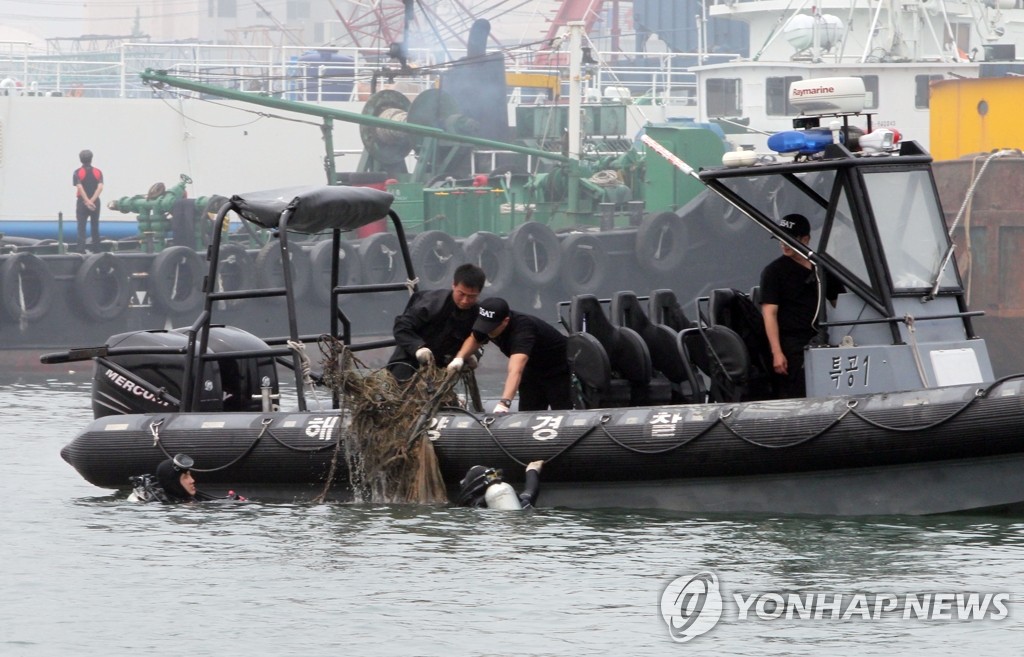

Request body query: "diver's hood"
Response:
[155, 459, 192, 501]
[456, 465, 503, 507]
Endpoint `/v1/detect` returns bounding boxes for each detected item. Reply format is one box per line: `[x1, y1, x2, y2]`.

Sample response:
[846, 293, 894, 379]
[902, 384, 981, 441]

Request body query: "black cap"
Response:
[776, 213, 810, 238]
[473, 297, 510, 335]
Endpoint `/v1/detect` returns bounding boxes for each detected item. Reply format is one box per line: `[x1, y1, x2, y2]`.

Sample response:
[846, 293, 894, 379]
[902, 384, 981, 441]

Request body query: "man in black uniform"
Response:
[760, 213, 843, 398]
[449, 297, 571, 413]
[386, 263, 486, 381]
[72, 149, 104, 252]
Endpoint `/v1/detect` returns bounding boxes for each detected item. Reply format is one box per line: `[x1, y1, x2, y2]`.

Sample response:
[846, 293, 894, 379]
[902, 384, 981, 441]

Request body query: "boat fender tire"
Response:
[409, 230, 461, 289]
[212, 243, 255, 303]
[0, 236, 43, 248]
[559, 233, 610, 296]
[635, 211, 688, 275]
[203, 195, 232, 241]
[254, 240, 312, 300]
[310, 239, 362, 305]
[74, 252, 131, 322]
[508, 221, 560, 286]
[718, 202, 748, 236]
[358, 232, 403, 286]
[0, 252, 56, 323]
[463, 231, 512, 297]
[148, 246, 206, 315]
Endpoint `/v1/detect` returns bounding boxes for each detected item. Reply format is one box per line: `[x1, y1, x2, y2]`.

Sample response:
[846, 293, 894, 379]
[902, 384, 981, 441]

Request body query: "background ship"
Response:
[1, 0, 1023, 373]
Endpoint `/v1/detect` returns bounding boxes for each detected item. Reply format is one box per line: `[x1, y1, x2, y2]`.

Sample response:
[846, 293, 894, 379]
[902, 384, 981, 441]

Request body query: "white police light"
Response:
[859, 129, 900, 153]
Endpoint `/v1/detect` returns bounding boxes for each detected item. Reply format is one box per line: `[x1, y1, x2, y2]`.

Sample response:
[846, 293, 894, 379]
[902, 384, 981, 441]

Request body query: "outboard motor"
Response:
[91, 326, 279, 418]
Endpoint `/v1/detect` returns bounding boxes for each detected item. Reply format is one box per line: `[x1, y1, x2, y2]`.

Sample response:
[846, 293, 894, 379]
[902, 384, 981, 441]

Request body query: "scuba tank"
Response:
[484, 481, 523, 510]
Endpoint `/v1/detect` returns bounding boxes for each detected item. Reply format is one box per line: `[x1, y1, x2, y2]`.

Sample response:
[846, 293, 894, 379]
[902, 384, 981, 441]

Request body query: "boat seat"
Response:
[681, 323, 750, 403]
[567, 294, 652, 409]
[649, 288, 696, 332]
[707, 287, 774, 401]
[609, 290, 704, 404]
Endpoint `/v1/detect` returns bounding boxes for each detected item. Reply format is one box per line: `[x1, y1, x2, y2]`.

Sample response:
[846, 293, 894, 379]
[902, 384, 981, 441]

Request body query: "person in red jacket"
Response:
[72, 149, 104, 252]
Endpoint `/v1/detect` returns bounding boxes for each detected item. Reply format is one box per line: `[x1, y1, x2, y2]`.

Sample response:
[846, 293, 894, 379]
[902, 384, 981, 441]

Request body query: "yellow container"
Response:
[930, 78, 1024, 160]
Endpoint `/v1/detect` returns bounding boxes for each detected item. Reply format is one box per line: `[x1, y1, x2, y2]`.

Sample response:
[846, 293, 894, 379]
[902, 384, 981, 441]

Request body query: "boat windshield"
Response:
[822, 187, 871, 289]
[718, 169, 873, 292]
[862, 169, 958, 291]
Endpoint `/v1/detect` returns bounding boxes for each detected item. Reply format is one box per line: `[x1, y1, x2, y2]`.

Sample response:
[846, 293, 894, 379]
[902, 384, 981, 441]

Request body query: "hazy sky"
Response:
[0, 0, 85, 42]
[0, 0, 211, 44]
[0, 1, 571, 52]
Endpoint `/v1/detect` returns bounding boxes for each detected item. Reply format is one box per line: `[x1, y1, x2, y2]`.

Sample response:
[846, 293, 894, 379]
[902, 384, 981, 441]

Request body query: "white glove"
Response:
[492, 401, 510, 414]
[415, 347, 434, 365]
[446, 357, 464, 372]
[465, 354, 479, 370]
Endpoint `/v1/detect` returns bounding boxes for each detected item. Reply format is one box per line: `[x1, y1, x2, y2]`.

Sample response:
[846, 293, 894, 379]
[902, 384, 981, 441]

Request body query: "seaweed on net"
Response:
[317, 335, 462, 505]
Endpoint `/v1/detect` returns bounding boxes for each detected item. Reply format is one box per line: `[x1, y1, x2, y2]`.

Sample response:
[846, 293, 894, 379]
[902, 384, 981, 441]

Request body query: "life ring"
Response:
[358, 232, 403, 286]
[210, 243, 254, 306]
[73, 253, 131, 322]
[635, 211, 688, 275]
[309, 239, 362, 305]
[68, 84, 84, 98]
[463, 231, 512, 297]
[254, 240, 311, 300]
[148, 246, 206, 314]
[409, 230, 461, 289]
[508, 221, 561, 286]
[559, 233, 610, 296]
[0, 252, 55, 323]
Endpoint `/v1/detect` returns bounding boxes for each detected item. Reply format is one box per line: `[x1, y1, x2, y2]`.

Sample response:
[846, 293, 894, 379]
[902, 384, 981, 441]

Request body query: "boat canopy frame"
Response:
[181, 185, 411, 413]
[698, 141, 980, 347]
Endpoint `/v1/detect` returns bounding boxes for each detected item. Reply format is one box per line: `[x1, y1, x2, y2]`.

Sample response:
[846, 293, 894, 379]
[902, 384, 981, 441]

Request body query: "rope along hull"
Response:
[61, 379, 1024, 514]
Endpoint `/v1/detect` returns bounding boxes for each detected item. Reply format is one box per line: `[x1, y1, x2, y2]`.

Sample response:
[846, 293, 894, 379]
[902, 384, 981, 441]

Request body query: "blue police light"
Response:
[767, 128, 838, 155]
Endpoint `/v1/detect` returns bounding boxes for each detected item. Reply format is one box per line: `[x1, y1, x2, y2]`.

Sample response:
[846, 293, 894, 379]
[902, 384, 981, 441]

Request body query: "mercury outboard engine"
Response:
[91, 326, 279, 418]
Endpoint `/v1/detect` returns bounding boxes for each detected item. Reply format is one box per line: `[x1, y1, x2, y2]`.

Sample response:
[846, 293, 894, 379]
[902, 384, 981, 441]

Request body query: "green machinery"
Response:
[139, 69, 727, 238]
[107, 174, 214, 251]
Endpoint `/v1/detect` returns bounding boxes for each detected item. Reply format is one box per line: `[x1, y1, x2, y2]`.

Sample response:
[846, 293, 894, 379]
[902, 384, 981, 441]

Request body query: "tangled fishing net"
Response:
[317, 335, 472, 505]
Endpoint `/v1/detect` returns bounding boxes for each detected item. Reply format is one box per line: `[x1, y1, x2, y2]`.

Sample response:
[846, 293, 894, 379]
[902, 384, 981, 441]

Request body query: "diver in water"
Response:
[456, 460, 544, 509]
[128, 453, 242, 503]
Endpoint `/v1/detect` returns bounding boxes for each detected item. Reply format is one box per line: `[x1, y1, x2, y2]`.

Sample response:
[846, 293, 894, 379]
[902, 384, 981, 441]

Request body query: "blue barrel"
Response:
[292, 50, 355, 101]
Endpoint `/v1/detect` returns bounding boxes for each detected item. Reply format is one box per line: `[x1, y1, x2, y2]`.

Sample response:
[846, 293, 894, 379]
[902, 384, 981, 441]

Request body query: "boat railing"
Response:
[820, 310, 984, 333]
[0, 41, 716, 106]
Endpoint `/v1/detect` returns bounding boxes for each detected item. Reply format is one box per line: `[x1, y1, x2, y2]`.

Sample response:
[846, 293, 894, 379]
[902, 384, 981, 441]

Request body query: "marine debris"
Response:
[318, 335, 462, 505]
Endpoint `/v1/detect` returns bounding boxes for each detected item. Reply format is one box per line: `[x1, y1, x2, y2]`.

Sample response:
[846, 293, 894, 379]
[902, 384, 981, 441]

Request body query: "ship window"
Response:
[766, 76, 802, 116]
[856, 75, 879, 110]
[863, 169, 958, 290]
[914, 75, 942, 109]
[706, 78, 742, 116]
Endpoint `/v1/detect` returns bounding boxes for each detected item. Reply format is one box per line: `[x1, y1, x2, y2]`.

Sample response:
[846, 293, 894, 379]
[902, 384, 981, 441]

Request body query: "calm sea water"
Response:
[3, 364, 1024, 656]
